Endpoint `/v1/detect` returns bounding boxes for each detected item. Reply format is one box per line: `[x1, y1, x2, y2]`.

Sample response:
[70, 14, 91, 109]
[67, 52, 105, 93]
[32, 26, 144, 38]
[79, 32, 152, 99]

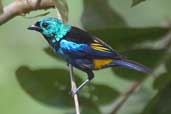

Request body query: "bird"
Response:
[28, 17, 151, 95]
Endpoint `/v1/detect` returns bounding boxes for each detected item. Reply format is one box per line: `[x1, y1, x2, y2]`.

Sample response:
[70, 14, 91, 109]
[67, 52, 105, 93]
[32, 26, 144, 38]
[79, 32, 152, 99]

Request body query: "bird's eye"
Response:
[42, 22, 48, 28]
[35, 21, 40, 27]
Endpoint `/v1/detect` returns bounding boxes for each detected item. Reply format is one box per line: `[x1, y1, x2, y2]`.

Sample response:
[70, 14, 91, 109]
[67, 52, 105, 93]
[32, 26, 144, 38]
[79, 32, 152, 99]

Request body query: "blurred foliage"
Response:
[16, 66, 74, 107]
[53, 0, 68, 23]
[89, 28, 170, 51]
[147, 55, 171, 114]
[0, 0, 3, 14]
[16, 66, 119, 113]
[153, 73, 171, 90]
[81, 0, 127, 29]
[1, 0, 171, 114]
[132, 0, 146, 7]
[141, 83, 171, 114]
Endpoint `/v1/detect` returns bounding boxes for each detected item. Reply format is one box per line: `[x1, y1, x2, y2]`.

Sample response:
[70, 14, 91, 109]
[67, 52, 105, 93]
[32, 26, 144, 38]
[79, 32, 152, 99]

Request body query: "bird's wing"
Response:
[62, 27, 122, 59]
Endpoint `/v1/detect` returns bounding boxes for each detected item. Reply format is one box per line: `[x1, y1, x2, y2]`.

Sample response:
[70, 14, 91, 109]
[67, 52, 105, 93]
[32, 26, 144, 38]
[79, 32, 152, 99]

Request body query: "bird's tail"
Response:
[112, 59, 152, 73]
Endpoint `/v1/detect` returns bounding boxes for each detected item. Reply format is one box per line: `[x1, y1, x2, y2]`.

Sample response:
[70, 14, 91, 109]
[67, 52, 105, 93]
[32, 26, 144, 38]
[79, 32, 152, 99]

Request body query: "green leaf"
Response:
[81, 100, 101, 114]
[81, 0, 127, 29]
[16, 66, 82, 108]
[0, 0, 3, 14]
[118, 87, 153, 114]
[154, 56, 171, 90]
[132, 0, 146, 7]
[16, 66, 119, 109]
[88, 84, 119, 105]
[89, 28, 170, 51]
[53, 0, 68, 23]
[141, 83, 171, 114]
[153, 73, 171, 90]
[165, 55, 171, 73]
[113, 49, 166, 80]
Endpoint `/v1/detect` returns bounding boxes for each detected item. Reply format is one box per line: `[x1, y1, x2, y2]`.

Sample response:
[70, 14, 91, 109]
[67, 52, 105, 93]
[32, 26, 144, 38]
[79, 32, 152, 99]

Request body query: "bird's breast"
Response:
[55, 47, 69, 60]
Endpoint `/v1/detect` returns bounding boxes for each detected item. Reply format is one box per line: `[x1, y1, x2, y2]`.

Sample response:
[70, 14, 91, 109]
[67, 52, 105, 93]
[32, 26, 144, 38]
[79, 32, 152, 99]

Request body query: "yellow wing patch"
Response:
[93, 59, 113, 69]
[91, 43, 110, 52]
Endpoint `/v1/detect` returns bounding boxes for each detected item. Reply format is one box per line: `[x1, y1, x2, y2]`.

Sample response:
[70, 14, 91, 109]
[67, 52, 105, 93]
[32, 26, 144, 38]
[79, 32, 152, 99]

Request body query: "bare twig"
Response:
[110, 80, 142, 114]
[0, 0, 55, 25]
[22, 11, 50, 19]
[69, 64, 80, 114]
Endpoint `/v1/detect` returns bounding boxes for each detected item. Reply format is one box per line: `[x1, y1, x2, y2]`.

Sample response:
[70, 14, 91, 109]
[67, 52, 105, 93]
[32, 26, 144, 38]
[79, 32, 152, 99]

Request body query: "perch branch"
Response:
[110, 80, 142, 114]
[69, 64, 80, 114]
[0, 0, 55, 25]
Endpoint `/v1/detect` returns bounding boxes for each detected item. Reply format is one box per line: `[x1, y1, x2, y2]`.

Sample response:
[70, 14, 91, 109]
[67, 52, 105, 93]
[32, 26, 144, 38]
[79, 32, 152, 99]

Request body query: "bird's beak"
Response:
[27, 25, 42, 32]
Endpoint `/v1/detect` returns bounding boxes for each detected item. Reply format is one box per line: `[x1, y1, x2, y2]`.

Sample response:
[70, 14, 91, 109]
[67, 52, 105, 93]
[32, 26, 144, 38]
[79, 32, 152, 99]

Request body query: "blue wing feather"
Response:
[57, 39, 117, 59]
[62, 27, 122, 59]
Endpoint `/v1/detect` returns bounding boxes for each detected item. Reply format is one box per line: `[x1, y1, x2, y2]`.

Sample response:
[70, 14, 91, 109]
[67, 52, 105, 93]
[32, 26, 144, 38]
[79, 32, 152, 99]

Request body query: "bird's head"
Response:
[28, 17, 71, 43]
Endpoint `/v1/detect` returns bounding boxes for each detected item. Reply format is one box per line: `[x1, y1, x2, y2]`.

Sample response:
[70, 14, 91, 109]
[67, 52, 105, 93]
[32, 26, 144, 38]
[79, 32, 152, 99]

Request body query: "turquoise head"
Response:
[28, 17, 71, 43]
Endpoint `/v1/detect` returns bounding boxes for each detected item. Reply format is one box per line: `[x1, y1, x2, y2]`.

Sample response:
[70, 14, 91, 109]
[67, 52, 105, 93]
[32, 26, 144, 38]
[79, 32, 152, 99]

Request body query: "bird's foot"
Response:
[70, 79, 90, 96]
[70, 88, 79, 96]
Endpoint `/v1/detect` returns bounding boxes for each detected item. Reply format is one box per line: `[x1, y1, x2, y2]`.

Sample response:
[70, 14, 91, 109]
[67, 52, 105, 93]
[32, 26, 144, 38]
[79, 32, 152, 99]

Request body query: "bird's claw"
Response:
[70, 89, 78, 96]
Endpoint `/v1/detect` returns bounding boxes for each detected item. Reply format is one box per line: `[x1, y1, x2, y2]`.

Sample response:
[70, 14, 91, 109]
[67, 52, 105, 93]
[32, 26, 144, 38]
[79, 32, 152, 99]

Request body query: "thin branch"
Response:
[110, 80, 142, 114]
[69, 64, 80, 114]
[0, 0, 55, 25]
